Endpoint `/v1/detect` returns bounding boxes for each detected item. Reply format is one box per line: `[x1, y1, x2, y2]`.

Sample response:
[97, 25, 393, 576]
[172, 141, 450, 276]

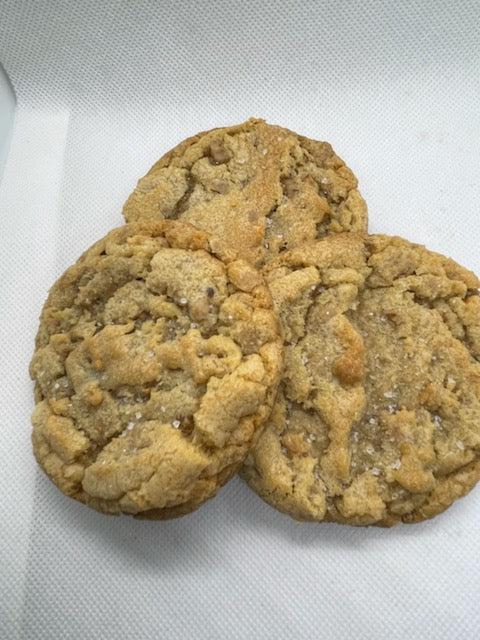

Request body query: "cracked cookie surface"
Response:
[30, 220, 283, 518]
[123, 119, 367, 267]
[241, 234, 480, 525]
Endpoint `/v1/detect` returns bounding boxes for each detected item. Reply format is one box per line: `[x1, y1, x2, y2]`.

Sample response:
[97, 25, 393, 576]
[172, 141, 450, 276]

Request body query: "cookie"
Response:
[241, 234, 480, 526]
[30, 220, 283, 518]
[123, 118, 367, 266]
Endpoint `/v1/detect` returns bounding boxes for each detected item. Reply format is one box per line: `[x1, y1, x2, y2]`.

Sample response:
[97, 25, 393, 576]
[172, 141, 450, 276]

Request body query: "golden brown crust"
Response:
[30, 220, 283, 517]
[241, 233, 480, 525]
[123, 119, 367, 266]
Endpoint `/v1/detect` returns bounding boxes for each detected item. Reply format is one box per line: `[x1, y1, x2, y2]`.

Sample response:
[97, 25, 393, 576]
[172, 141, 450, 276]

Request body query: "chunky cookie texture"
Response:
[241, 234, 480, 525]
[30, 221, 283, 518]
[123, 119, 367, 266]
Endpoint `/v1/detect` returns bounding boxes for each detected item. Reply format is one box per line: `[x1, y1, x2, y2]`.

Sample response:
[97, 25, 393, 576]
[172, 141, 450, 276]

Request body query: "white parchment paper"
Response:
[1, 2, 479, 638]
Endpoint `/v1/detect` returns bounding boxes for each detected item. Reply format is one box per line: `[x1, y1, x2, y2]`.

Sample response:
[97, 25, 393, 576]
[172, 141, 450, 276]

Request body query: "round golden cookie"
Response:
[30, 220, 283, 518]
[123, 118, 367, 266]
[241, 234, 480, 526]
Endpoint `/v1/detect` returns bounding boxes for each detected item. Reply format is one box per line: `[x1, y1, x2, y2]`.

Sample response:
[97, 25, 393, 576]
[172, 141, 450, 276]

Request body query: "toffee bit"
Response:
[209, 140, 230, 165]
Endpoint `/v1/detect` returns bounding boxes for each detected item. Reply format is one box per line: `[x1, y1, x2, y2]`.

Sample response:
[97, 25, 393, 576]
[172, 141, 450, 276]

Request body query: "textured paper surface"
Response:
[1, 1, 479, 638]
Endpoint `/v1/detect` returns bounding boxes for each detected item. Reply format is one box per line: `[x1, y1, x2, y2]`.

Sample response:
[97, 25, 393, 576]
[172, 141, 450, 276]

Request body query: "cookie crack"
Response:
[172, 170, 198, 217]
